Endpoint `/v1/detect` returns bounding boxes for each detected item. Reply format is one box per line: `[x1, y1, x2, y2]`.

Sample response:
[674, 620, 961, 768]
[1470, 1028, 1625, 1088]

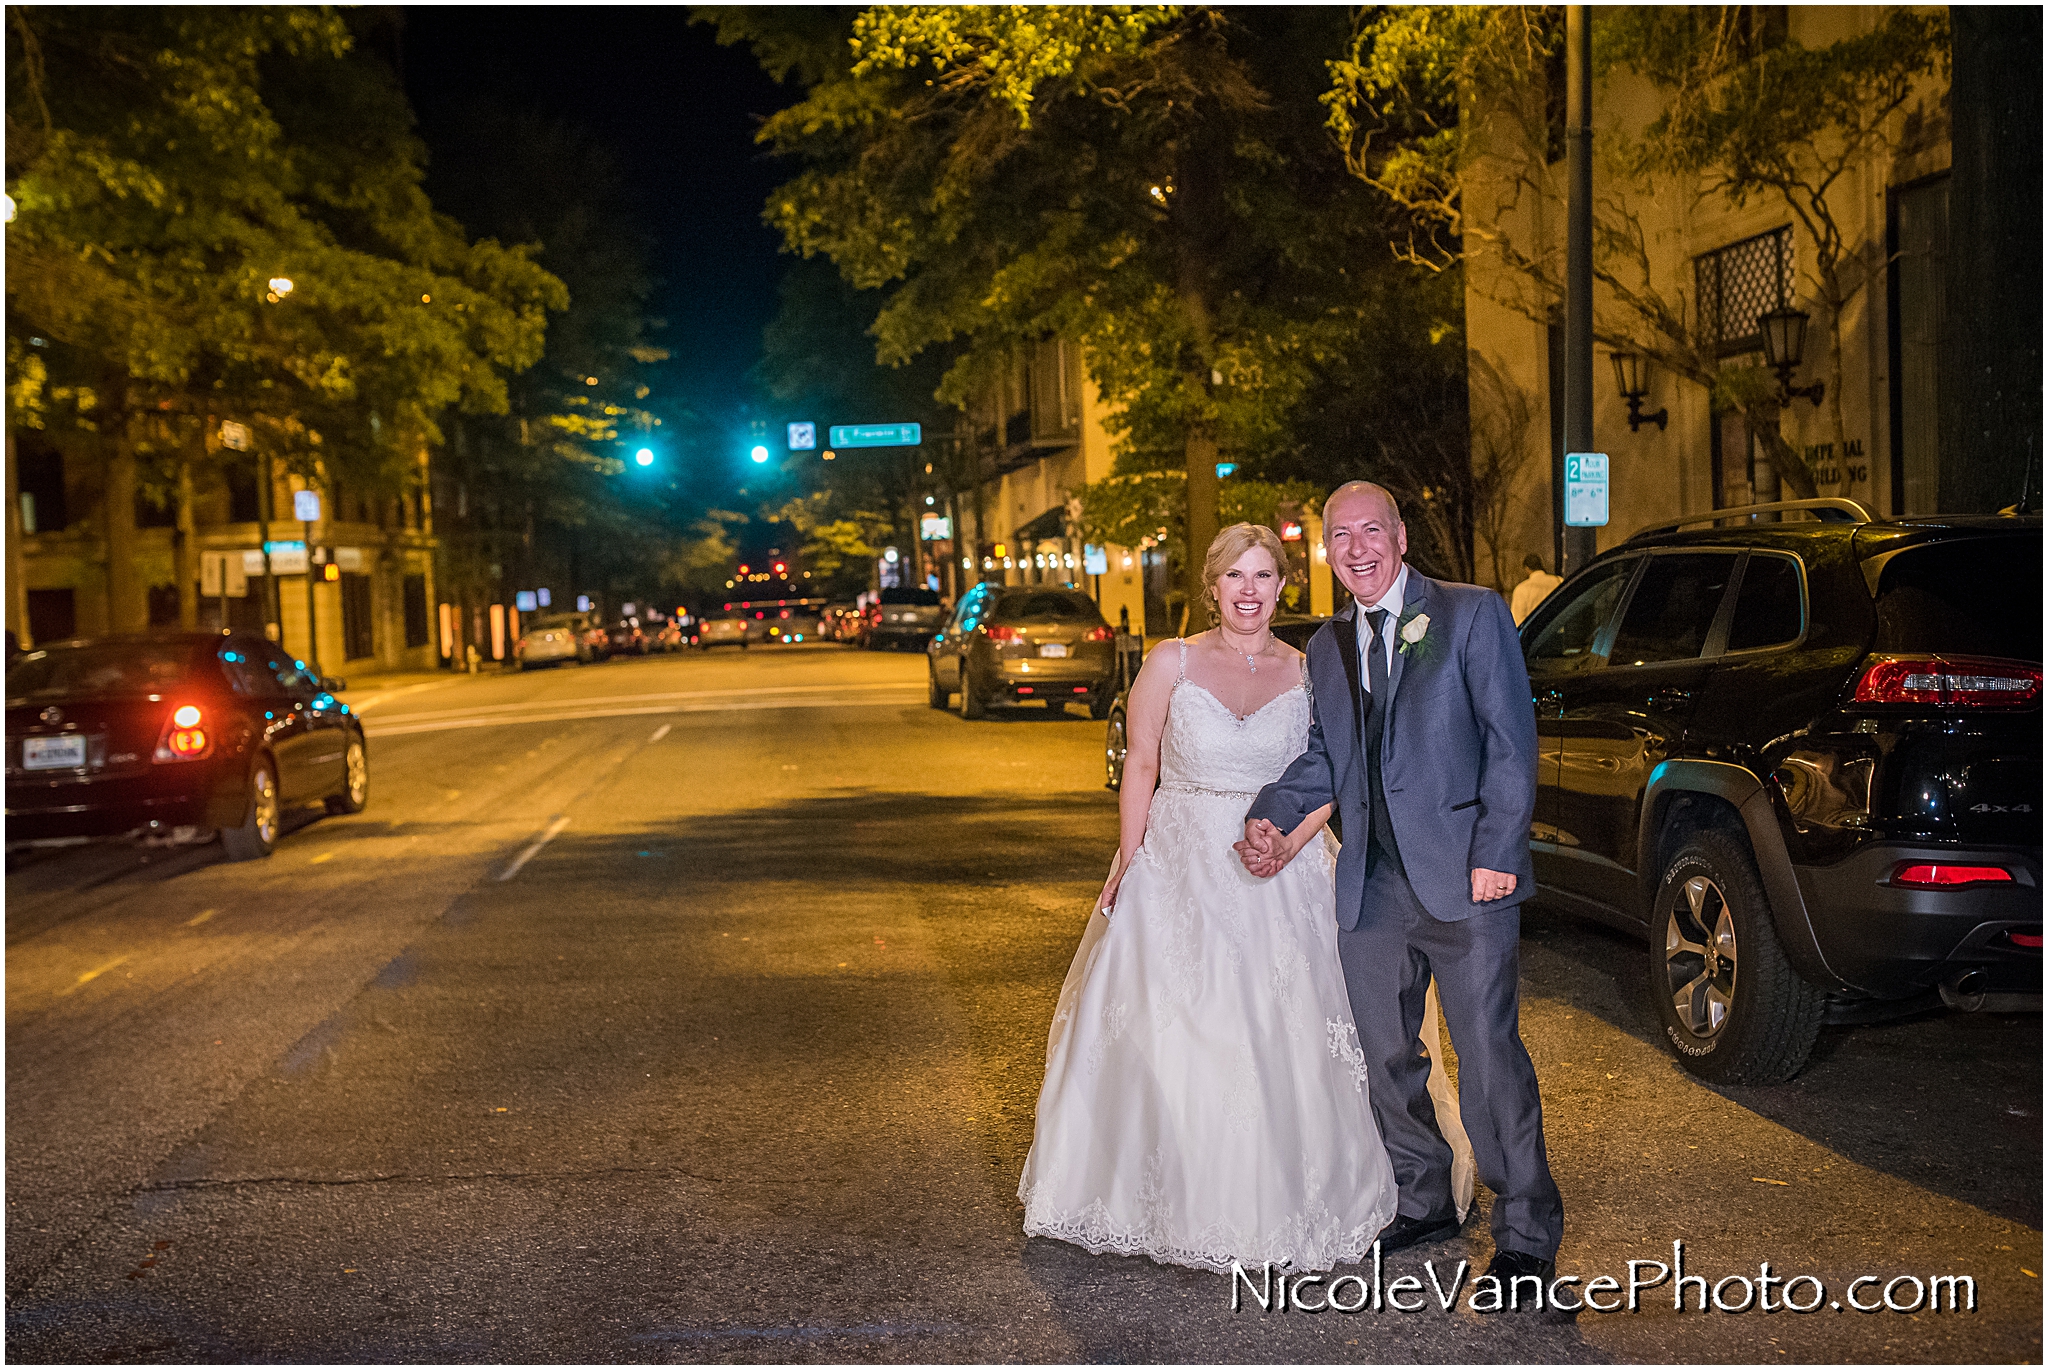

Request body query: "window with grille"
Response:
[1695, 227, 1793, 357]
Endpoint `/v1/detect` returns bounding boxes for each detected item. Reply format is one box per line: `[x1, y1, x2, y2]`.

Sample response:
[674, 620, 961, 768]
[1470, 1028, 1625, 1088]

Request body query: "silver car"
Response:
[515, 614, 589, 668]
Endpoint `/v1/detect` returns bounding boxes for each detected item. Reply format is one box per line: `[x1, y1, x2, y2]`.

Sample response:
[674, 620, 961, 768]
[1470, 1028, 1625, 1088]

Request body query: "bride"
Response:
[1018, 523, 1470, 1274]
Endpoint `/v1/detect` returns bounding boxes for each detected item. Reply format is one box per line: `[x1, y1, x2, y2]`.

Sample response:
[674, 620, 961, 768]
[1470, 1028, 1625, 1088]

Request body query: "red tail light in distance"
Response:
[1084, 625, 1114, 642]
[986, 625, 1024, 643]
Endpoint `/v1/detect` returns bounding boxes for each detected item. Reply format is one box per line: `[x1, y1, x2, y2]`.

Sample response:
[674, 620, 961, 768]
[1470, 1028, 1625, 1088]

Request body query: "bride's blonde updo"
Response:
[1202, 522, 1289, 625]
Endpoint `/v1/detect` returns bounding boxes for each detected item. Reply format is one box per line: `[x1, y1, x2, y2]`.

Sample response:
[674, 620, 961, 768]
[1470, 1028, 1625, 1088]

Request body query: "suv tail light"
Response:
[1853, 655, 2041, 707]
[154, 704, 212, 762]
[986, 624, 1025, 643]
[1084, 625, 1114, 642]
[1889, 862, 2015, 888]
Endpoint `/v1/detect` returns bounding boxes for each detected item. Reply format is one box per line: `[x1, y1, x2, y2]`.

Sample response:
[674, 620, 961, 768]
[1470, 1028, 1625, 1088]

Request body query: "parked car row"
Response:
[513, 612, 688, 668]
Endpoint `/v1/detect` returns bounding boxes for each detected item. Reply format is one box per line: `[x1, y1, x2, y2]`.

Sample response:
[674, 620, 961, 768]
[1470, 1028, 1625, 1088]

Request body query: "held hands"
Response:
[1235, 818, 1294, 879]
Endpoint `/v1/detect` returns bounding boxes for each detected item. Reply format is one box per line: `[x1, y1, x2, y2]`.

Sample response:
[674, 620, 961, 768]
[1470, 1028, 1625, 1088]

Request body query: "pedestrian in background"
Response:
[1510, 553, 1562, 625]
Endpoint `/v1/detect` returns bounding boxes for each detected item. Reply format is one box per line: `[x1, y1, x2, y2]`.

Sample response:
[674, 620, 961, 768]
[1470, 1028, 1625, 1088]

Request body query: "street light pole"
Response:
[1563, 5, 1598, 576]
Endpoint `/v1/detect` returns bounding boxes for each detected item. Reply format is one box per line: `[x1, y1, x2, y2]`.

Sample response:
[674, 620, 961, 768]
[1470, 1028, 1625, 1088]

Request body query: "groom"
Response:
[1237, 480, 1563, 1295]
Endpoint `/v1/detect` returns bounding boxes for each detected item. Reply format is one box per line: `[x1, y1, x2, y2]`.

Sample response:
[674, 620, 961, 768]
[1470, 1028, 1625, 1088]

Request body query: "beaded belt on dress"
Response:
[1158, 780, 1258, 798]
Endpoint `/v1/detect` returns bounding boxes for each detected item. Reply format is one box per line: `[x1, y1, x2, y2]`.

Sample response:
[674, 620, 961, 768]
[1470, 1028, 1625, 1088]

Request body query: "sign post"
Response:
[1563, 452, 1610, 529]
[827, 423, 921, 449]
[295, 489, 323, 677]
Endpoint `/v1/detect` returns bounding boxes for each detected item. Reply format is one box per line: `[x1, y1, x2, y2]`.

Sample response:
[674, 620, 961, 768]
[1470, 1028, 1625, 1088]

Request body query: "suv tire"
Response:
[1649, 828, 1824, 1084]
[927, 663, 948, 710]
[958, 669, 986, 720]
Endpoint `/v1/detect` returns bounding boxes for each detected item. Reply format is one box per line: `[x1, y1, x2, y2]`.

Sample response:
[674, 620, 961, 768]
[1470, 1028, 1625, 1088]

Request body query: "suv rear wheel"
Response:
[927, 662, 948, 709]
[1649, 828, 1825, 1084]
[958, 668, 986, 720]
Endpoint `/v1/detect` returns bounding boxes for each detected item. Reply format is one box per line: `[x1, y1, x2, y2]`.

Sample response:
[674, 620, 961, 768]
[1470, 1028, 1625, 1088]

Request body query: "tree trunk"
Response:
[173, 430, 201, 629]
[1175, 111, 1227, 618]
[1753, 416, 1817, 501]
[104, 418, 144, 633]
[6, 427, 29, 649]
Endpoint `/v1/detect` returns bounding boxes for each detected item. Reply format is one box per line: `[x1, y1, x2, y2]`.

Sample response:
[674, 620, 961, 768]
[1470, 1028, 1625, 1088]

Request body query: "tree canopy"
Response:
[6, 7, 566, 494]
[710, 4, 1469, 598]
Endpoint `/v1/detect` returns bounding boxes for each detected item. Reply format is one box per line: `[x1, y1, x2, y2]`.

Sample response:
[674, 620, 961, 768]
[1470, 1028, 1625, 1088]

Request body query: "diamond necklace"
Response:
[1228, 632, 1274, 674]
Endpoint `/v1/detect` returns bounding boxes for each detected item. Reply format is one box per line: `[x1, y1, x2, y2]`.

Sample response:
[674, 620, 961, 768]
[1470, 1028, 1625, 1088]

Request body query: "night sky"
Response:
[399, 7, 792, 408]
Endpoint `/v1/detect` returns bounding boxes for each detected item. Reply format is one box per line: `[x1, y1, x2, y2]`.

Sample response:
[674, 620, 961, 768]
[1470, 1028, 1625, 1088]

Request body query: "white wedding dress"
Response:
[1018, 646, 1472, 1274]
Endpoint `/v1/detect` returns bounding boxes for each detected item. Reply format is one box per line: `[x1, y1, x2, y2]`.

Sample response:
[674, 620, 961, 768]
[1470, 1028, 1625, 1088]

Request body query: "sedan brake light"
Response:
[986, 624, 1024, 643]
[155, 704, 212, 762]
[1889, 862, 2015, 888]
[1083, 625, 1114, 642]
[1853, 655, 2041, 707]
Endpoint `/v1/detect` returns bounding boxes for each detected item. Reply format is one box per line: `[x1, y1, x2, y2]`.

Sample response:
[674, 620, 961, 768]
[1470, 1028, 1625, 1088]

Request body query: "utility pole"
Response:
[1563, 5, 1598, 575]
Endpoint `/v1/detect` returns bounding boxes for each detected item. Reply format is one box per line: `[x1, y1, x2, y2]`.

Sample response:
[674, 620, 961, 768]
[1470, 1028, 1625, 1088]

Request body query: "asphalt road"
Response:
[6, 644, 2040, 1362]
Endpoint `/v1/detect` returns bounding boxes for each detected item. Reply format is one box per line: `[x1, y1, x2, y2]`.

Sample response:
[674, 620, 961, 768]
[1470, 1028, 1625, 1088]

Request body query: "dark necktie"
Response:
[1363, 608, 1403, 876]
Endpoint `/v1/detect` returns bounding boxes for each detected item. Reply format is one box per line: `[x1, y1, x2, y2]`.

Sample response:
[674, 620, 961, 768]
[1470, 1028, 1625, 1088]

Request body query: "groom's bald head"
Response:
[1325, 481, 1402, 529]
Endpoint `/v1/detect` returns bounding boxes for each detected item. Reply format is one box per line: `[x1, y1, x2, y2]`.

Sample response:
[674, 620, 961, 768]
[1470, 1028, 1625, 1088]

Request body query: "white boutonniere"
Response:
[1398, 611, 1431, 656]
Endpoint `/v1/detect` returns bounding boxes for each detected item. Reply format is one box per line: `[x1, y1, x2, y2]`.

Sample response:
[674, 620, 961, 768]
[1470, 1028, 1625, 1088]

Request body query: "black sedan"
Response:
[6, 631, 368, 860]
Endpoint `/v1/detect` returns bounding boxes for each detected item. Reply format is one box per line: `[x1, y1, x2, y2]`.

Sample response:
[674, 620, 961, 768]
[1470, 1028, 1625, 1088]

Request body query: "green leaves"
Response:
[851, 6, 1180, 128]
[6, 7, 564, 494]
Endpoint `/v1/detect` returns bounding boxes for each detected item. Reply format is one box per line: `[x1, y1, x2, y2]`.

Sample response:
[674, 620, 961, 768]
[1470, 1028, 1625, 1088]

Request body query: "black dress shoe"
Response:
[1377, 1210, 1461, 1253]
[1476, 1249, 1559, 1315]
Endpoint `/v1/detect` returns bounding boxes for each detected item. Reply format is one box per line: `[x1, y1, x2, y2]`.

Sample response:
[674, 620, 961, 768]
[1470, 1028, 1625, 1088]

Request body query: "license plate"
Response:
[1038, 643, 1069, 658]
[23, 735, 86, 770]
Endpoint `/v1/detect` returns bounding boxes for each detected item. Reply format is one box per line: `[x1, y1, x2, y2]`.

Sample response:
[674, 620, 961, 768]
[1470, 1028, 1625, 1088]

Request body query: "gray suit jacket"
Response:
[1247, 572, 1538, 929]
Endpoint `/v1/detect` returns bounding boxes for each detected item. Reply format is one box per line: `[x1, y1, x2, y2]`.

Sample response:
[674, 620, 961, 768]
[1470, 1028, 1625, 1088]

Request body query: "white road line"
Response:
[370, 680, 915, 725]
[367, 692, 924, 737]
[346, 680, 455, 714]
[497, 815, 571, 883]
[649, 724, 672, 742]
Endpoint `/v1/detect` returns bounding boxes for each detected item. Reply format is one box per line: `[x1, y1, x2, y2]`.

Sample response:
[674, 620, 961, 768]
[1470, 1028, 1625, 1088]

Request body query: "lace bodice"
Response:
[1157, 643, 1311, 796]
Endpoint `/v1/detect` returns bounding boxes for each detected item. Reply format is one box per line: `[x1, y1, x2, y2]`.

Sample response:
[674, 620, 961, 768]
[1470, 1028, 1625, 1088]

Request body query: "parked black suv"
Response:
[1519, 499, 2040, 1083]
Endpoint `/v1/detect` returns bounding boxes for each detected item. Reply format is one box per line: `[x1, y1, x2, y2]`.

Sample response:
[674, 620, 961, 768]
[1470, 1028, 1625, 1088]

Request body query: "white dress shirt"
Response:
[1357, 564, 1408, 690]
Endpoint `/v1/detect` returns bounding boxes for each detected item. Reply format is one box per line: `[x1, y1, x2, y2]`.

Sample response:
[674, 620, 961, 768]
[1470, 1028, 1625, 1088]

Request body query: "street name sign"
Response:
[828, 422, 921, 448]
[1564, 452, 1610, 527]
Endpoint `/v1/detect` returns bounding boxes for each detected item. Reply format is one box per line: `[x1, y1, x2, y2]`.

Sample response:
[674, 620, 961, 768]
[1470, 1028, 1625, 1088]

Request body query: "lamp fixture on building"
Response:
[1608, 351, 1668, 432]
[1758, 307, 1826, 407]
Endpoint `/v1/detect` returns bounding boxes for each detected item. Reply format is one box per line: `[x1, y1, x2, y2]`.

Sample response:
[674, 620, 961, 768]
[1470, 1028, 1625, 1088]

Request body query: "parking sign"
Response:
[1564, 452, 1609, 527]
[787, 421, 816, 451]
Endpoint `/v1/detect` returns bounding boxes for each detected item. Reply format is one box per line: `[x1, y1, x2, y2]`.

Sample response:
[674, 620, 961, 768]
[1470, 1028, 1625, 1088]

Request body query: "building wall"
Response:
[8, 446, 439, 671]
[1464, 6, 1952, 564]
